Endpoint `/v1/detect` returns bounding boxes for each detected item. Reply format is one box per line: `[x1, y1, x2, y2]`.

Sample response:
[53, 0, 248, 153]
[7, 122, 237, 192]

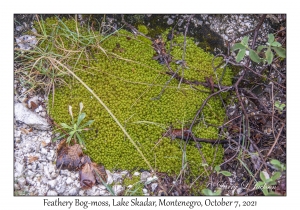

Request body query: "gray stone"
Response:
[55, 184, 66, 194]
[133, 171, 140, 176]
[38, 105, 43, 112]
[70, 174, 76, 180]
[60, 170, 70, 176]
[15, 162, 24, 176]
[79, 190, 85, 196]
[14, 183, 20, 190]
[151, 183, 158, 192]
[16, 25, 24, 31]
[41, 176, 48, 184]
[44, 136, 51, 144]
[40, 111, 46, 117]
[37, 185, 48, 195]
[140, 171, 151, 182]
[99, 189, 109, 196]
[47, 190, 58, 196]
[44, 166, 51, 179]
[48, 180, 57, 189]
[66, 177, 73, 185]
[237, 187, 243, 194]
[93, 190, 101, 196]
[167, 18, 174, 25]
[112, 173, 123, 183]
[38, 163, 44, 171]
[47, 150, 55, 161]
[120, 170, 128, 176]
[68, 187, 79, 196]
[36, 181, 41, 187]
[146, 176, 157, 183]
[48, 164, 55, 174]
[86, 186, 97, 196]
[15, 130, 21, 138]
[55, 175, 62, 183]
[74, 180, 81, 188]
[41, 148, 47, 155]
[98, 185, 107, 190]
[27, 170, 35, 178]
[143, 188, 148, 194]
[14, 103, 50, 130]
[25, 177, 35, 186]
[16, 35, 37, 50]
[15, 137, 21, 143]
[112, 185, 124, 195]
[17, 177, 26, 188]
[106, 170, 113, 185]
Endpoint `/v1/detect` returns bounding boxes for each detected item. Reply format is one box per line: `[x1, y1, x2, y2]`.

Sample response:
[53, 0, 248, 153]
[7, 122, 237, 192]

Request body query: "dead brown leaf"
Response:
[79, 162, 96, 189]
[55, 141, 107, 190]
[56, 139, 67, 153]
[56, 144, 83, 170]
[28, 155, 39, 163]
[20, 127, 32, 134]
[41, 140, 48, 148]
[91, 163, 107, 184]
[30, 101, 38, 110]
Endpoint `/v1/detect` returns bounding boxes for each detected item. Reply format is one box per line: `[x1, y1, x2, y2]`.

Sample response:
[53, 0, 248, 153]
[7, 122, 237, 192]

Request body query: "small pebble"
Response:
[47, 190, 58, 196]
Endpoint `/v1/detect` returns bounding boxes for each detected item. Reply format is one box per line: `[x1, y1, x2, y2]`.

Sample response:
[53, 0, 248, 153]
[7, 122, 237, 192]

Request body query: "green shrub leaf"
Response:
[220, 171, 232, 177]
[270, 159, 281, 167]
[231, 43, 246, 51]
[267, 180, 277, 186]
[260, 171, 267, 182]
[214, 165, 221, 172]
[249, 49, 261, 63]
[214, 188, 222, 195]
[271, 172, 281, 181]
[272, 47, 286, 58]
[255, 181, 265, 187]
[266, 47, 274, 65]
[236, 49, 246, 62]
[262, 188, 268, 195]
[268, 34, 275, 44]
[268, 191, 280, 196]
[202, 189, 214, 195]
[271, 41, 282, 47]
[241, 36, 249, 46]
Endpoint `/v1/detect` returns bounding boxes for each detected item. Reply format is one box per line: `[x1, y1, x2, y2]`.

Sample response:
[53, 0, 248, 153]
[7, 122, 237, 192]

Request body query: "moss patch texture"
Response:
[40, 17, 232, 179]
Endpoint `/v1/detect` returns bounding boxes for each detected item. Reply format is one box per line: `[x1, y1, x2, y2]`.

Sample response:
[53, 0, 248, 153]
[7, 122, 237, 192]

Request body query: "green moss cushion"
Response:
[41, 18, 232, 177]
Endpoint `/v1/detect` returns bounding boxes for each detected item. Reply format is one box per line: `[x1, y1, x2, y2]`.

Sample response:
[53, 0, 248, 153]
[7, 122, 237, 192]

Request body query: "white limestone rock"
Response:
[15, 103, 50, 130]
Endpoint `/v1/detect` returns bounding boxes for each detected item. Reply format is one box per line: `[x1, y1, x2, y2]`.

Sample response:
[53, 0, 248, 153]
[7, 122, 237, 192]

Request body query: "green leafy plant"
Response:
[201, 188, 222, 196]
[214, 165, 232, 177]
[231, 34, 286, 64]
[201, 165, 232, 196]
[274, 101, 286, 114]
[270, 159, 286, 173]
[53, 102, 94, 147]
[255, 159, 285, 195]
